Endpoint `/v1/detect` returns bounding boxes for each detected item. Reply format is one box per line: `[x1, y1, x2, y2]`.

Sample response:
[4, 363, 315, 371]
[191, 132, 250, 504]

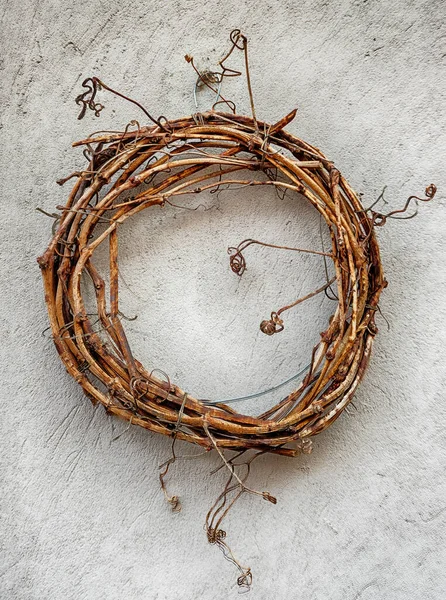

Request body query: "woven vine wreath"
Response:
[38, 31, 436, 588]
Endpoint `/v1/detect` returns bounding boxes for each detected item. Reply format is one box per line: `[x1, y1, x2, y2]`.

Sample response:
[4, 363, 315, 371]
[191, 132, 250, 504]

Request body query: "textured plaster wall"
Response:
[1, 1, 445, 599]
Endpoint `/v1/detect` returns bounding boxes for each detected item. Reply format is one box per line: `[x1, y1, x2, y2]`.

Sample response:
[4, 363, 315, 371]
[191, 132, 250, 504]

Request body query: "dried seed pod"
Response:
[260, 313, 284, 335]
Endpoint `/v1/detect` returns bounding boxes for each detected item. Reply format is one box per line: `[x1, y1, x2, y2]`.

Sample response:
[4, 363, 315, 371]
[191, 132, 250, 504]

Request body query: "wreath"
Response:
[38, 30, 436, 588]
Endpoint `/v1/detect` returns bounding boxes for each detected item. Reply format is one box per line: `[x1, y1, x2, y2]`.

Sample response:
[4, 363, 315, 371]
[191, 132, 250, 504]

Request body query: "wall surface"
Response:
[1, 1, 445, 599]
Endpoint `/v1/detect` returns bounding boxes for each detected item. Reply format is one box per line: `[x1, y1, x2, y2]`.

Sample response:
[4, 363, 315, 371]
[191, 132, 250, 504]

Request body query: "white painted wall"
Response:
[1, 1, 445, 598]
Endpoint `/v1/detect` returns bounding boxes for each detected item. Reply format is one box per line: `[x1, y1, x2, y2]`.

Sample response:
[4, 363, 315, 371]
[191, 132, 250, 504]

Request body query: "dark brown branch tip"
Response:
[262, 491, 277, 504]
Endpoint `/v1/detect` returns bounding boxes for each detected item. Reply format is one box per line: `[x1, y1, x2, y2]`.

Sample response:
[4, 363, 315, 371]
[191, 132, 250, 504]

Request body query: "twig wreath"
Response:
[38, 30, 436, 589]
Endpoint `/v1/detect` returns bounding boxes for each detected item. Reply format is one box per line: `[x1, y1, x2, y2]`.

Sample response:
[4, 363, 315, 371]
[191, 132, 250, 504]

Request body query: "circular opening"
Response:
[86, 167, 336, 416]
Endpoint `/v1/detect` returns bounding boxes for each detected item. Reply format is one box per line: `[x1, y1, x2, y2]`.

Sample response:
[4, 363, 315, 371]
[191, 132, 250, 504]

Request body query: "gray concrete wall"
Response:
[1, 1, 445, 598]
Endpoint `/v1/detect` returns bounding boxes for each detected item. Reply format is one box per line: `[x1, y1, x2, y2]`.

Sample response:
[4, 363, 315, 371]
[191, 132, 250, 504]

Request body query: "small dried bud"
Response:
[184, 54, 193, 63]
[260, 320, 277, 335]
[425, 183, 437, 199]
[169, 495, 181, 512]
[260, 312, 284, 335]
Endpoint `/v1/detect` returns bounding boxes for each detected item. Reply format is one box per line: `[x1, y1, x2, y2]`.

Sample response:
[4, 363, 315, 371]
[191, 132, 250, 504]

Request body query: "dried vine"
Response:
[38, 30, 436, 590]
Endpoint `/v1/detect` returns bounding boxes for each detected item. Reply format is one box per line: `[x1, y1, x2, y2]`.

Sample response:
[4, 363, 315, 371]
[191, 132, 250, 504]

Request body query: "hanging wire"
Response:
[200, 361, 311, 406]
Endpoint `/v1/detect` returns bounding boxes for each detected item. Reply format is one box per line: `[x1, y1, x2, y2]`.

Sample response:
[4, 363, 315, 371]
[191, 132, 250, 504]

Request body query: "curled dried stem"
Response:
[75, 76, 170, 132]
